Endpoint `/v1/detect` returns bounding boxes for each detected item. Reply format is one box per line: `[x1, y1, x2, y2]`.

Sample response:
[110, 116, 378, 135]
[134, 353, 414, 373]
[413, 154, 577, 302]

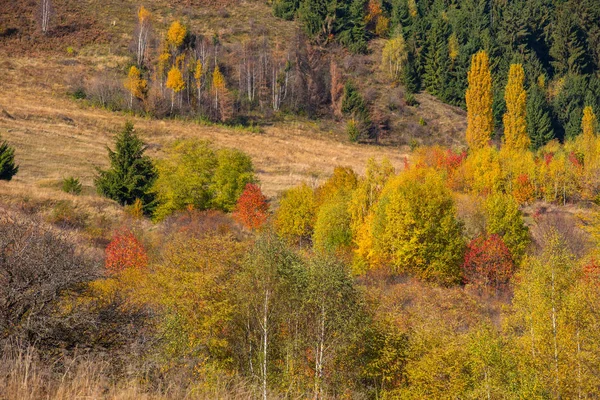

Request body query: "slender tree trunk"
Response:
[262, 288, 269, 400]
[314, 301, 325, 400]
[551, 267, 560, 396]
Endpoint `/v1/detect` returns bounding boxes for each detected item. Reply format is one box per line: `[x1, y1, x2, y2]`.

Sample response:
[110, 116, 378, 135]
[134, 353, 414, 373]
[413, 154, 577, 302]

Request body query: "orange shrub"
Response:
[105, 227, 148, 274]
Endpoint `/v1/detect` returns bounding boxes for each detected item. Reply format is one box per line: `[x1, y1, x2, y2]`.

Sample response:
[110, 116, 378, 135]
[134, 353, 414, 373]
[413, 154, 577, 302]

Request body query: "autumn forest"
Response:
[1, 0, 600, 399]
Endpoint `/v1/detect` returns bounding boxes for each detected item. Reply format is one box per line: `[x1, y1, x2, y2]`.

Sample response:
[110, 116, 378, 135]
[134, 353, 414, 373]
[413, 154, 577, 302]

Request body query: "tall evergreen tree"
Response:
[339, 0, 369, 54]
[0, 137, 18, 181]
[95, 122, 157, 212]
[526, 84, 554, 150]
[403, 47, 421, 93]
[550, 6, 588, 76]
[422, 16, 451, 100]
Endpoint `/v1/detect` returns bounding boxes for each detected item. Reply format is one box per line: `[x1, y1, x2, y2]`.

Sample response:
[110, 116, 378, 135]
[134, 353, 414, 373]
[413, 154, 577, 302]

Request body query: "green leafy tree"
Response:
[313, 194, 353, 254]
[0, 137, 18, 181]
[95, 122, 157, 211]
[153, 140, 217, 221]
[210, 148, 256, 212]
[484, 193, 530, 263]
[509, 231, 579, 398]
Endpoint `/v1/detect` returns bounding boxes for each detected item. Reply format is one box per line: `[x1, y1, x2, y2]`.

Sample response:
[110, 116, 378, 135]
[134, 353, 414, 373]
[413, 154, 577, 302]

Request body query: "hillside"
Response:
[4, 1, 600, 399]
[0, 0, 469, 211]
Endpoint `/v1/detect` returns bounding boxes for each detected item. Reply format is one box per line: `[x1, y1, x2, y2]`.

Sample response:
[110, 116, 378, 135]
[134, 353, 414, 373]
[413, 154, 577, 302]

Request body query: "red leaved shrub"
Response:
[233, 183, 269, 230]
[462, 234, 514, 290]
[105, 227, 148, 274]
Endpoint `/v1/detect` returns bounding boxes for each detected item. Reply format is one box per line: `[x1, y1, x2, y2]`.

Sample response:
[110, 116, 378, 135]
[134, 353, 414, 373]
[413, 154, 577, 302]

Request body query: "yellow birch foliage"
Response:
[124, 65, 148, 100]
[577, 106, 599, 198]
[503, 64, 529, 151]
[465, 51, 493, 150]
[157, 45, 171, 80]
[212, 65, 225, 93]
[138, 5, 151, 23]
[166, 66, 185, 93]
[463, 145, 502, 195]
[581, 106, 598, 165]
[194, 60, 203, 85]
[167, 21, 186, 47]
[382, 34, 407, 81]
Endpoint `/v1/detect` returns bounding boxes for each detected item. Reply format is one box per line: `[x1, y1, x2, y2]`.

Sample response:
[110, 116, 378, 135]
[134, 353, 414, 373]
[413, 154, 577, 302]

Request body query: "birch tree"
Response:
[134, 6, 152, 66]
[39, 0, 53, 35]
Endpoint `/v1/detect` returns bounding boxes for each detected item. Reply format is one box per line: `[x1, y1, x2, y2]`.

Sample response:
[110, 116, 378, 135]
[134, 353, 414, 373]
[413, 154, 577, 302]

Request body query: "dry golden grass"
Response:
[0, 55, 409, 206]
[0, 345, 258, 400]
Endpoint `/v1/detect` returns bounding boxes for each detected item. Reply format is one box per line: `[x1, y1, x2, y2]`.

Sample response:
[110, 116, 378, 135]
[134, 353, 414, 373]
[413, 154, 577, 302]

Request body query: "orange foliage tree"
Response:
[105, 227, 148, 274]
[233, 183, 269, 230]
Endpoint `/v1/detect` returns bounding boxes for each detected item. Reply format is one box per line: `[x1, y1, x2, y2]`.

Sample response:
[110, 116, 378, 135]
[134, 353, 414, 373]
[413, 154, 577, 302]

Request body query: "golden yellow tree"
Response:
[124, 65, 147, 108]
[465, 50, 493, 150]
[582, 106, 597, 141]
[167, 20, 186, 48]
[503, 64, 529, 151]
[194, 59, 203, 105]
[166, 65, 185, 111]
[580, 106, 599, 196]
[212, 65, 227, 117]
[135, 6, 151, 66]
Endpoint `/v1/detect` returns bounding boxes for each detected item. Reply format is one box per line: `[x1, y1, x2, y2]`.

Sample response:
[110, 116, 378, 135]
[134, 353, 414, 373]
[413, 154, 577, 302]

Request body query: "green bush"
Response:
[153, 139, 257, 221]
[62, 177, 82, 195]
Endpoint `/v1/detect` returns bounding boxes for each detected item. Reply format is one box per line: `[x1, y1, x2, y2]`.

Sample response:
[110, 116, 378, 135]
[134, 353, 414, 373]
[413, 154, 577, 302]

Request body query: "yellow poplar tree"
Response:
[465, 50, 493, 150]
[167, 21, 186, 48]
[166, 65, 185, 111]
[124, 65, 147, 108]
[503, 64, 529, 151]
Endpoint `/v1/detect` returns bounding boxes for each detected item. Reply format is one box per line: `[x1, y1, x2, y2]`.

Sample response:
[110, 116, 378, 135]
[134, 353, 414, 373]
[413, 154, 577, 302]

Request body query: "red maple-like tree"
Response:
[233, 183, 269, 230]
[462, 234, 514, 290]
[105, 227, 148, 274]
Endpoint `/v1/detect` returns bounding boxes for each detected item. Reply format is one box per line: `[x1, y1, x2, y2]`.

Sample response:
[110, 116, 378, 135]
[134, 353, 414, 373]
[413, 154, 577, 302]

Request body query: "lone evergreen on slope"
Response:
[0, 137, 18, 181]
[95, 122, 157, 212]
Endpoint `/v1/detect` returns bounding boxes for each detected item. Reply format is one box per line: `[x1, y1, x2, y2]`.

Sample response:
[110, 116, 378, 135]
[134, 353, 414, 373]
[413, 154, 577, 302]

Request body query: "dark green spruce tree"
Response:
[95, 122, 157, 212]
[0, 137, 18, 181]
[339, 0, 369, 54]
[527, 84, 554, 150]
[422, 16, 451, 101]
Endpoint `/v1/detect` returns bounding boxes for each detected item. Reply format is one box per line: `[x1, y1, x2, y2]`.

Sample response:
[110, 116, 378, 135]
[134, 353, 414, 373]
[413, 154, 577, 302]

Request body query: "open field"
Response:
[0, 55, 410, 203]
